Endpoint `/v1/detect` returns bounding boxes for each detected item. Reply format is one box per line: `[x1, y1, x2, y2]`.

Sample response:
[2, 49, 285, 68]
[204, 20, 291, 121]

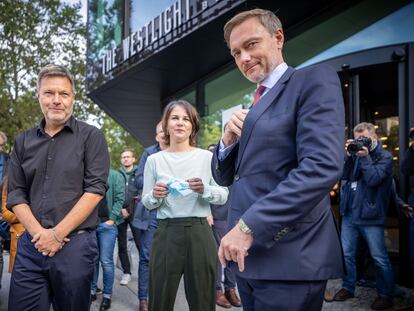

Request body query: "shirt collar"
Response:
[37, 116, 75, 137]
[259, 62, 289, 94]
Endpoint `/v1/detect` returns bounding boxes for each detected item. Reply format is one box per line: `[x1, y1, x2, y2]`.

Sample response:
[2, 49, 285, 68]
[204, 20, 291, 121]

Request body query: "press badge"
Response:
[351, 181, 358, 191]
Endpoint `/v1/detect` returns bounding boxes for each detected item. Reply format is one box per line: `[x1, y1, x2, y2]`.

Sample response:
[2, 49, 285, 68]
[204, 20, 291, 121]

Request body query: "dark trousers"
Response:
[138, 217, 158, 299]
[237, 276, 326, 311]
[9, 230, 98, 311]
[117, 220, 140, 274]
[211, 220, 236, 290]
[149, 218, 216, 311]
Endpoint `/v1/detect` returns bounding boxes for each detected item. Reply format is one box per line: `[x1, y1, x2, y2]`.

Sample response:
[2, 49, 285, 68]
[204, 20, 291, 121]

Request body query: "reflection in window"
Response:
[87, 0, 123, 78]
[129, 0, 176, 34]
[197, 67, 256, 148]
[299, 2, 414, 67]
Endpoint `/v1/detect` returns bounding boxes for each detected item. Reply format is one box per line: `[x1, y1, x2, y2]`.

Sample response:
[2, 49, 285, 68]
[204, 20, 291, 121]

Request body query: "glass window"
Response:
[205, 68, 255, 114]
[129, 0, 176, 34]
[197, 67, 256, 148]
[87, 0, 123, 90]
[299, 3, 414, 68]
[88, 0, 123, 62]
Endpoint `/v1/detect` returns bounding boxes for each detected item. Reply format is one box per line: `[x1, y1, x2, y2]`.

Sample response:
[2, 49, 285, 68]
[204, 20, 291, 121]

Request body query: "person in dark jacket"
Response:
[334, 122, 395, 310]
[117, 148, 141, 286]
[207, 144, 241, 309]
[131, 122, 167, 311]
[401, 128, 414, 282]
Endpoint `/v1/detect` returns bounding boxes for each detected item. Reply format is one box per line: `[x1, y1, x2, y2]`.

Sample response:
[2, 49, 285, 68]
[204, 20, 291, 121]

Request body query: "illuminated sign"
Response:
[101, 0, 220, 74]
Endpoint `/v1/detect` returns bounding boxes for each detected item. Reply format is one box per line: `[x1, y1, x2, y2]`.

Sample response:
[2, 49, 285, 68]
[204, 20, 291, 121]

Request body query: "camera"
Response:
[347, 136, 372, 155]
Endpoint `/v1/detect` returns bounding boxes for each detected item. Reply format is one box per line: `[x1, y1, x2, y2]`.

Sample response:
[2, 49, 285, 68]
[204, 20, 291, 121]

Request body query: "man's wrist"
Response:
[51, 227, 63, 243]
[238, 219, 253, 235]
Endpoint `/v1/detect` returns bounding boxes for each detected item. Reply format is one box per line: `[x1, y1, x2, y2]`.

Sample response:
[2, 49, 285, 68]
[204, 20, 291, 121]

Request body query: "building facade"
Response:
[86, 0, 414, 285]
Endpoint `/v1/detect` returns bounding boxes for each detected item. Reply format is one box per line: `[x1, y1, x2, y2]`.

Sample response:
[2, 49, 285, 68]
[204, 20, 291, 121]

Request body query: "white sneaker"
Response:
[120, 273, 131, 285]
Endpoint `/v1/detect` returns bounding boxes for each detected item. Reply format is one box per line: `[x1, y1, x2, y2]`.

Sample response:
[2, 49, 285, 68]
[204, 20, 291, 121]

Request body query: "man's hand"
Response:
[121, 208, 130, 219]
[153, 182, 169, 198]
[402, 204, 413, 218]
[105, 220, 115, 225]
[222, 109, 249, 147]
[187, 177, 204, 193]
[32, 228, 69, 257]
[218, 223, 253, 272]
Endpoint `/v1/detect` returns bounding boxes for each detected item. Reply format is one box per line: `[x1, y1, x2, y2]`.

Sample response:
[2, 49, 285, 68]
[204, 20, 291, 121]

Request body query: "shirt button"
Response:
[45, 176, 49, 180]
[234, 174, 240, 181]
[48, 155, 52, 160]
[51, 138, 55, 142]
[42, 194, 47, 199]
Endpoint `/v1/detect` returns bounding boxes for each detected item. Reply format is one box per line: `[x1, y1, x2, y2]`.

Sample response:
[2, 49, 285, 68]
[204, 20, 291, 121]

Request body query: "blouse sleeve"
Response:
[142, 156, 163, 210]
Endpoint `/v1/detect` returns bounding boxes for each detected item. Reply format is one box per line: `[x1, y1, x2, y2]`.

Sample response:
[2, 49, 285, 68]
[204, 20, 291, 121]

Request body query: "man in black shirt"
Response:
[7, 64, 110, 311]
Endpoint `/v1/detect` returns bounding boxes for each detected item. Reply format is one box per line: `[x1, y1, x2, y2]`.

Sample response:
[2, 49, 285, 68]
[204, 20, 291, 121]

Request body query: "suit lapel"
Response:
[235, 67, 295, 172]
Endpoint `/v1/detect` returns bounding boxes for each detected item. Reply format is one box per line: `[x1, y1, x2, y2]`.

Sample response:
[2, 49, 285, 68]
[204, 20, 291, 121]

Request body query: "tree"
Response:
[0, 0, 142, 165]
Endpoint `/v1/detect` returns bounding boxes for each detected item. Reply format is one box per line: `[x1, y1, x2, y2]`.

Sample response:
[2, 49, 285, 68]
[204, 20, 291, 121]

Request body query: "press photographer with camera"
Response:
[333, 122, 395, 310]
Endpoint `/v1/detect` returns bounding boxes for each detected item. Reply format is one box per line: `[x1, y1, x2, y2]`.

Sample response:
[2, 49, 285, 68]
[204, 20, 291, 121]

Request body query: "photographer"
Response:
[401, 127, 414, 281]
[333, 122, 395, 310]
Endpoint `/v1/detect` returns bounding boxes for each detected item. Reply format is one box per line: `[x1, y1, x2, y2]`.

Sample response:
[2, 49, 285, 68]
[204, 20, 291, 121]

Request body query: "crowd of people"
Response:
[0, 7, 413, 311]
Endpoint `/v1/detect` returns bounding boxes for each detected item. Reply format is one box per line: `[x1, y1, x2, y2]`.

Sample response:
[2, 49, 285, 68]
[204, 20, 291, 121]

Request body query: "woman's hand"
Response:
[153, 182, 169, 198]
[186, 177, 204, 194]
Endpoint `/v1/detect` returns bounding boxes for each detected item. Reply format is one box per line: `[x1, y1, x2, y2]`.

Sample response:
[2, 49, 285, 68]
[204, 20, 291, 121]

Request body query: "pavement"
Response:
[1, 234, 414, 311]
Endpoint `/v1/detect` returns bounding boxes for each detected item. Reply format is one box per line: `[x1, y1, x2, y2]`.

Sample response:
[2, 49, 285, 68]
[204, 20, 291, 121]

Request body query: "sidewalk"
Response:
[1, 241, 414, 310]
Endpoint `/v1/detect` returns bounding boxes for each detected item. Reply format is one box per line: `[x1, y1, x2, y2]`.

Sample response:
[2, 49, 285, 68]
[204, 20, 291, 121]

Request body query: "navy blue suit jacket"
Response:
[212, 65, 345, 281]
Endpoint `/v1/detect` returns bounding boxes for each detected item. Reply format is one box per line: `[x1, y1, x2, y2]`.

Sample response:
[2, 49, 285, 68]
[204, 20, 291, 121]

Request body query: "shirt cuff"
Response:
[218, 139, 237, 161]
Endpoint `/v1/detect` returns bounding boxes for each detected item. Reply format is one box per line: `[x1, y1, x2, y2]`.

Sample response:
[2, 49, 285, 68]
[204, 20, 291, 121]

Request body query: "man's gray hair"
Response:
[353, 122, 376, 136]
[36, 64, 76, 95]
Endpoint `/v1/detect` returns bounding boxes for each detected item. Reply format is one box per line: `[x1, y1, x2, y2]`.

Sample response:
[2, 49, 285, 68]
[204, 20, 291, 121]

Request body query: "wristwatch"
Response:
[238, 219, 253, 235]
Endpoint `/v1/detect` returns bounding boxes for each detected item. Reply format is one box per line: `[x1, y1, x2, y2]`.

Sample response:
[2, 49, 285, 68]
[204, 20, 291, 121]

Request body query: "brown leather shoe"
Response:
[216, 290, 231, 308]
[371, 296, 393, 310]
[225, 288, 242, 307]
[333, 288, 354, 301]
[139, 299, 148, 311]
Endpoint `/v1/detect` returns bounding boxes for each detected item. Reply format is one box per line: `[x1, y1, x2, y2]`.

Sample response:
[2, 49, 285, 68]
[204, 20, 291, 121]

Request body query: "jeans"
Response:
[117, 220, 140, 274]
[92, 223, 118, 298]
[341, 213, 394, 297]
[138, 217, 158, 300]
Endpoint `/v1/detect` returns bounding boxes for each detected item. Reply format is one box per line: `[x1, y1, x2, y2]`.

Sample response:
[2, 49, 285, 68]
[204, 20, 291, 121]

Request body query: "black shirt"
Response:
[7, 116, 109, 230]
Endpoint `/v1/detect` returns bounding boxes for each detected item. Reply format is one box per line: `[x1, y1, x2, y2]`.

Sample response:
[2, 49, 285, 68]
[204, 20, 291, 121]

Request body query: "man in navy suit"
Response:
[212, 9, 345, 311]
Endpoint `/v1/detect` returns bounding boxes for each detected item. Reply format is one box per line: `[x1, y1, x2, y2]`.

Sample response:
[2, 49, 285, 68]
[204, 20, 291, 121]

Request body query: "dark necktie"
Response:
[252, 85, 266, 106]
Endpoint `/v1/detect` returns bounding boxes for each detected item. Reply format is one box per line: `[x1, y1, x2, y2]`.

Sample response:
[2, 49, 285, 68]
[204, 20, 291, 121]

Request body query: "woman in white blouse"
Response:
[142, 100, 228, 311]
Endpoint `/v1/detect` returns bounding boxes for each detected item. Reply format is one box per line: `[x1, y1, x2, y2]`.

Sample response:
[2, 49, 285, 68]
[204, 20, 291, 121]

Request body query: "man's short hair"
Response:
[36, 64, 76, 95]
[156, 121, 163, 134]
[120, 148, 136, 158]
[224, 9, 282, 47]
[353, 122, 376, 136]
[0, 131, 7, 145]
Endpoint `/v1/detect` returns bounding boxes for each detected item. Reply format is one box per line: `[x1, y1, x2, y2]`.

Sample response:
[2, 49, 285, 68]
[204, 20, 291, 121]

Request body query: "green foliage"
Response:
[197, 110, 222, 149]
[0, 0, 142, 162]
[100, 115, 144, 168]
